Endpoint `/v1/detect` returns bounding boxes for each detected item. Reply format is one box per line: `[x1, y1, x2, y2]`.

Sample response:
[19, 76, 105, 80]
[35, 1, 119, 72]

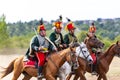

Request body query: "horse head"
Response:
[113, 41, 120, 57]
[74, 42, 93, 62]
[69, 42, 80, 52]
[85, 33, 104, 49]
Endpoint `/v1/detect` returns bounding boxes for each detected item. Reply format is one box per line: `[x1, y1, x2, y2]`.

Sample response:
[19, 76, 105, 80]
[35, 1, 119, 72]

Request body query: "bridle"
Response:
[78, 44, 91, 60]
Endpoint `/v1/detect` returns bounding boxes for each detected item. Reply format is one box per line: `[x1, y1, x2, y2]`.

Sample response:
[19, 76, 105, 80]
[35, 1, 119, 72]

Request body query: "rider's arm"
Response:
[64, 34, 69, 47]
[30, 36, 40, 52]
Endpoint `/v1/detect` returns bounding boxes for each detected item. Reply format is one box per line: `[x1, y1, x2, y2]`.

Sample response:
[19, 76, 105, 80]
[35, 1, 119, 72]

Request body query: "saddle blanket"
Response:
[24, 60, 36, 68]
[91, 53, 97, 64]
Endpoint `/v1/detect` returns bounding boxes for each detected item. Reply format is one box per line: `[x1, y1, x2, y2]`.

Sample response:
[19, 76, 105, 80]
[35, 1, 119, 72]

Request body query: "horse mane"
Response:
[49, 48, 70, 57]
[101, 44, 115, 58]
[84, 38, 87, 44]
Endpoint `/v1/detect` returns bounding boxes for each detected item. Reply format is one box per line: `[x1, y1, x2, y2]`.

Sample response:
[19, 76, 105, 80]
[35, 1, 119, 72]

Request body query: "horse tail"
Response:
[0, 58, 17, 79]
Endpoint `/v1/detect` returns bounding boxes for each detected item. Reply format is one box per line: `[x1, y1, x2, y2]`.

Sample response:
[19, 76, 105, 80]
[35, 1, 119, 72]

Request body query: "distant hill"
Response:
[7, 18, 120, 40]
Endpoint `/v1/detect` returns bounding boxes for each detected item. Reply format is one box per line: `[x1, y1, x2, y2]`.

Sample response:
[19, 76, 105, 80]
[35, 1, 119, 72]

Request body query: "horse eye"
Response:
[84, 51, 86, 53]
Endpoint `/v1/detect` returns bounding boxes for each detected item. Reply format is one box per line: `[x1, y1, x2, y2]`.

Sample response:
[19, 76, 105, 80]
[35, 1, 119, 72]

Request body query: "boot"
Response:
[23, 55, 29, 62]
[91, 64, 97, 75]
[38, 66, 43, 79]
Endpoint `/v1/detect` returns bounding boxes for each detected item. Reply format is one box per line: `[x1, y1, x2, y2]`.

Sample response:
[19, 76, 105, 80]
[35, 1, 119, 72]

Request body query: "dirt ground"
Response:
[0, 49, 120, 80]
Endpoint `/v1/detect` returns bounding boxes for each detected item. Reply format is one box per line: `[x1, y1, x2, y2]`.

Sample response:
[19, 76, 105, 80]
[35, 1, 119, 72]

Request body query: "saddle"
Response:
[24, 56, 48, 68]
[91, 53, 97, 64]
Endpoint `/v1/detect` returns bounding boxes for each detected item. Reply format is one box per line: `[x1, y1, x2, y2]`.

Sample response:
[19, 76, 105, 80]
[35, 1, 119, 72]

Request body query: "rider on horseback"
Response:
[89, 22, 96, 35]
[24, 19, 56, 79]
[64, 18, 78, 69]
[49, 15, 66, 51]
[88, 22, 98, 75]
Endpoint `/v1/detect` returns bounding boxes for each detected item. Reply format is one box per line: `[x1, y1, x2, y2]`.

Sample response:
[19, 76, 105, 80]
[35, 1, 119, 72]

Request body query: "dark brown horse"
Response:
[84, 33, 104, 54]
[68, 41, 120, 80]
[0, 43, 92, 80]
[66, 34, 104, 80]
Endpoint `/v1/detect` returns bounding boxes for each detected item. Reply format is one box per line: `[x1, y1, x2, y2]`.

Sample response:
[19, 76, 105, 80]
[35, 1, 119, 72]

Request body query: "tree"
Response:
[0, 14, 9, 42]
[77, 31, 87, 42]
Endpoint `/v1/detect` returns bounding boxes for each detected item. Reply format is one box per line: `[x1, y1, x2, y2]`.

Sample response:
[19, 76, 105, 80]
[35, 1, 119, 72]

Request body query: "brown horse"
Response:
[0, 48, 74, 80]
[66, 34, 104, 80]
[68, 41, 120, 80]
[0, 43, 92, 80]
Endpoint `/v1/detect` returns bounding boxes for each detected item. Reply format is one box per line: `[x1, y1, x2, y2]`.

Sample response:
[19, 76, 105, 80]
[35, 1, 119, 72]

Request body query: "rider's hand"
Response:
[63, 44, 67, 48]
[38, 46, 44, 51]
[54, 48, 58, 52]
[59, 44, 63, 48]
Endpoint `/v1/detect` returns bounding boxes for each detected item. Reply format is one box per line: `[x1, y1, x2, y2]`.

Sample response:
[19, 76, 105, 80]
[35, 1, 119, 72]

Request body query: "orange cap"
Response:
[53, 21, 62, 29]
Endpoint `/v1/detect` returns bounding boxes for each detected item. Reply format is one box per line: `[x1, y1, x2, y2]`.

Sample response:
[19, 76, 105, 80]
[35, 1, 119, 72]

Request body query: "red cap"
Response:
[67, 22, 76, 30]
[37, 25, 46, 32]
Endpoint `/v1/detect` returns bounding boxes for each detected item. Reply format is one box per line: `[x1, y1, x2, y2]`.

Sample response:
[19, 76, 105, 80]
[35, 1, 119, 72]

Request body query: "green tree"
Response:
[0, 15, 9, 42]
[77, 31, 87, 42]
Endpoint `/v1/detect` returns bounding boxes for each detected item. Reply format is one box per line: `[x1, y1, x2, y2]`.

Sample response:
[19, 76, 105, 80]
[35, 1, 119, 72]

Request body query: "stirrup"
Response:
[91, 71, 97, 75]
[38, 74, 44, 79]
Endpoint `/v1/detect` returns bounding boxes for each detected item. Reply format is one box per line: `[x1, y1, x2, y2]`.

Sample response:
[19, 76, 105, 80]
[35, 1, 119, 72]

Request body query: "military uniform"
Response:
[64, 33, 78, 47]
[49, 15, 65, 50]
[24, 19, 54, 79]
[89, 22, 96, 33]
[49, 32, 64, 49]
[64, 18, 79, 69]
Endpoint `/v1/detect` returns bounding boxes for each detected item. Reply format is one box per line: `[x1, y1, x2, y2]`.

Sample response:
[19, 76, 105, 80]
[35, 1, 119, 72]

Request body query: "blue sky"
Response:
[0, 0, 120, 23]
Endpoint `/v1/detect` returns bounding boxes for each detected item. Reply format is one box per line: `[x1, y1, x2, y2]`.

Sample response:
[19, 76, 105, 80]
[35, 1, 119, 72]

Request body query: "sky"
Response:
[0, 0, 120, 23]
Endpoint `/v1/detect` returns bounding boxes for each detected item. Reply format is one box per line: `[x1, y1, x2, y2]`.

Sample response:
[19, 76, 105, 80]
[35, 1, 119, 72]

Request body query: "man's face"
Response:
[69, 29, 75, 34]
[39, 30, 46, 37]
[55, 28, 62, 34]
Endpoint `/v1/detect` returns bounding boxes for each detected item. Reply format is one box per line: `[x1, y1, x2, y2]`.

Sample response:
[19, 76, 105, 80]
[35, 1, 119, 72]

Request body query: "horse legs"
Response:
[22, 74, 32, 80]
[97, 75, 102, 80]
[66, 73, 72, 80]
[98, 73, 107, 80]
[73, 69, 86, 80]
[46, 75, 56, 80]
[102, 74, 107, 80]
[73, 75, 79, 80]
[59, 62, 71, 80]
[11, 67, 22, 80]
[11, 58, 23, 80]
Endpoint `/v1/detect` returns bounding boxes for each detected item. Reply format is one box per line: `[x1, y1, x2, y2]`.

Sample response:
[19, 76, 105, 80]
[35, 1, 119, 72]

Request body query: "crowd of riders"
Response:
[23, 15, 97, 79]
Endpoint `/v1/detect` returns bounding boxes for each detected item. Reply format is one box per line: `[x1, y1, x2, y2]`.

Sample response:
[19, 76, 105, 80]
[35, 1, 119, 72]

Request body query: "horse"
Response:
[0, 42, 93, 80]
[67, 33, 104, 80]
[68, 41, 120, 80]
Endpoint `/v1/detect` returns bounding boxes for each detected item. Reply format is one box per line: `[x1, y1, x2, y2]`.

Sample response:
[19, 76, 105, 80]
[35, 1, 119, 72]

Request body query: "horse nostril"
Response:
[89, 59, 93, 62]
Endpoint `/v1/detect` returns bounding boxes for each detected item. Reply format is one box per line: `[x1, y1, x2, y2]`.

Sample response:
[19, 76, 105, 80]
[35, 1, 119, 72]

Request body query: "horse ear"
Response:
[69, 44, 75, 52]
[86, 33, 89, 37]
[69, 42, 79, 48]
[116, 41, 120, 45]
